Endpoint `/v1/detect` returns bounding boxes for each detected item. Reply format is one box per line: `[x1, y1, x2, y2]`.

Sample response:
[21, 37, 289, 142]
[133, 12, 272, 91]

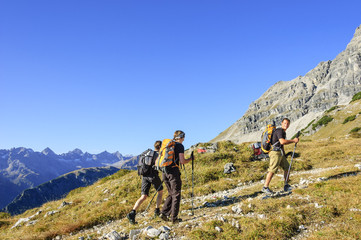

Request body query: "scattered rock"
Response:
[224, 163, 236, 174]
[129, 229, 142, 240]
[104, 230, 121, 240]
[159, 232, 170, 240]
[299, 225, 307, 230]
[231, 205, 243, 215]
[350, 208, 361, 212]
[355, 164, 361, 170]
[45, 210, 60, 217]
[59, 201, 72, 209]
[158, 225, 171, 232]
[11, 211, 42, 229]
[314, 203, 323, 208]
[144, 226, 161, 238]
[215, 226, 223, 232]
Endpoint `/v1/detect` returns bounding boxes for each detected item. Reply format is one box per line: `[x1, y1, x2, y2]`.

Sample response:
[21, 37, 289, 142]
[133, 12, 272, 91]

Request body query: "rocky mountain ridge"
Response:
[0, 147, 133, 209]
[2, 166, 120, 215]
[212, 24, 361, 144]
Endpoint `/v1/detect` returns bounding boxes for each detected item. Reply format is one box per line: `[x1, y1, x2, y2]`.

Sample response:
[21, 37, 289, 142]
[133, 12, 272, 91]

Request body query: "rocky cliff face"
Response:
[213, 25, 361, 143]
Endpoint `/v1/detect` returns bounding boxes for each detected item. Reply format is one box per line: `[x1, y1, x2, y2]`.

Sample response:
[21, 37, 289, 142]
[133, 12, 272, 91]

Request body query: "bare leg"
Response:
[133, 195, 147, 211]
[264, 172, 274, 188]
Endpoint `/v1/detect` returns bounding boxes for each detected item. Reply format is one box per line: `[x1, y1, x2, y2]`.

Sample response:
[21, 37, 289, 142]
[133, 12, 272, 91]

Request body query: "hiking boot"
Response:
[154, 208, 160, 218]
[127, 211, 136, 224]
[172, 218, 183, 224]
[262, 186, 273, 195]
[159, 213, 169, 222]
[284, 184, 293, 192]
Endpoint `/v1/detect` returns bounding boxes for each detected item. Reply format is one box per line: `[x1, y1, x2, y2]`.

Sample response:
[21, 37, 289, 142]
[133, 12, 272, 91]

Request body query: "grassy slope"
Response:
[1, 100, 361, 240]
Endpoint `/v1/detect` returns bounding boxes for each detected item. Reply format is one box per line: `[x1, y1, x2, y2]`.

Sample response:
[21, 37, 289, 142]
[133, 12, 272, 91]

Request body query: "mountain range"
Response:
[0, 147, 133, 210]
[213, 24, 361, 143]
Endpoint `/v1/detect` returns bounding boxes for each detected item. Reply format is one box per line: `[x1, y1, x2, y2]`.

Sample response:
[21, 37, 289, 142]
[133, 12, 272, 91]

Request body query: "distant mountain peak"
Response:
[42, 147, 56, 156]
[70, 148, 83, 155]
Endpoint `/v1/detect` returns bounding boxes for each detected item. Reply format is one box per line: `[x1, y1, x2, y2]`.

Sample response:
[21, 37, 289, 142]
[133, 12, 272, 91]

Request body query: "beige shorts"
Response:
[268, 151, 290, 173]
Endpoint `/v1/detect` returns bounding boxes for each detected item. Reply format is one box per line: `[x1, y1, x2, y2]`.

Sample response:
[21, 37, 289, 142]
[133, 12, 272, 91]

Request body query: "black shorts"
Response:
[141, 174, 163, 196]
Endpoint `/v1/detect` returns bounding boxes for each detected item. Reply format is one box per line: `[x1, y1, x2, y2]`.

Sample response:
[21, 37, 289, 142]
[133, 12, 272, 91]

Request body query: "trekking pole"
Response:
[285, 131, 300, 184]
[144, 181, 164, 213]
[191, 151, 194, 216]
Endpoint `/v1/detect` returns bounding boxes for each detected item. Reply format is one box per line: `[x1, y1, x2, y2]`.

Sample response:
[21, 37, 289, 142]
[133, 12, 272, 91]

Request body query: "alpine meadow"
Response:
[1, 24, 361, 240]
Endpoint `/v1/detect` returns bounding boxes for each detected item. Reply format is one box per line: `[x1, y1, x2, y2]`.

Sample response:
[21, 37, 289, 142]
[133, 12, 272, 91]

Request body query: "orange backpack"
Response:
[155, 139, 178, 173]
[261, 123, 276, 153]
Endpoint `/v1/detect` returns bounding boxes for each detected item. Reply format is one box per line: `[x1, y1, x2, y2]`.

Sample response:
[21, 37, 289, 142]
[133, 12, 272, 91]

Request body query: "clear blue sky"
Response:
[1, 1, 360, 155]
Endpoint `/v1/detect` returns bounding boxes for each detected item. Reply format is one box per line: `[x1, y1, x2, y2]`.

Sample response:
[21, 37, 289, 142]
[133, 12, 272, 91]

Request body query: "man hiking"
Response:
[262, 118, 299, 194]
[127, 140, 163, 224]
[159, 130, 192, 224]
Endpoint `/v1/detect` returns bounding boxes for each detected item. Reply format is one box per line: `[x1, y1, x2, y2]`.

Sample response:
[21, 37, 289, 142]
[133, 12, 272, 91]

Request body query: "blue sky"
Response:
[1, 1, 360, 155]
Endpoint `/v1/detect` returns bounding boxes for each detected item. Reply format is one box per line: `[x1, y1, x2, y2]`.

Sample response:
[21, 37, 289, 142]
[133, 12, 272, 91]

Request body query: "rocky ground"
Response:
[55, 163, 361, 240]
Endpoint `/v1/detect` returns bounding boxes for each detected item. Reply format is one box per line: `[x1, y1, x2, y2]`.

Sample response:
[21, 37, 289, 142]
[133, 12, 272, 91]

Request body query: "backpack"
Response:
[155, 139, 178, 173]
[137, 149, 155, 176]
[261, 123, 276, 153]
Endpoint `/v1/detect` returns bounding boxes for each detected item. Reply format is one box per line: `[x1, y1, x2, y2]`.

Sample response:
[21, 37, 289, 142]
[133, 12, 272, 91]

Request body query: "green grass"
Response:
[350, 91, 361, 103]
[312, 115, 334, 130]
[343, 115, 356, 124]
[325, 106, 339, 113]
[350, 127, 361, 133]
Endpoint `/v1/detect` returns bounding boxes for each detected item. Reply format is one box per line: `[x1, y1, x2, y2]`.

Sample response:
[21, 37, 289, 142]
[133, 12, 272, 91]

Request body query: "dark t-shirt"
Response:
[271, 128, 286, 151]
[174, 142, 185, 166]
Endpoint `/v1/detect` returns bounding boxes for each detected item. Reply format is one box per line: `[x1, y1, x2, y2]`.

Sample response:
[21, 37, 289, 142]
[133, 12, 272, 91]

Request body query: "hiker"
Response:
[159, 130, 192, 223]
[127, 140, 163, 224]
[262, 118, 299, 194]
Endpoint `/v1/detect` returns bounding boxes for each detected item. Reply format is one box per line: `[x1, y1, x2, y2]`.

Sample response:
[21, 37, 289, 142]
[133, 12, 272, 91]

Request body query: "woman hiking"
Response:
[159, 130, 192, 224]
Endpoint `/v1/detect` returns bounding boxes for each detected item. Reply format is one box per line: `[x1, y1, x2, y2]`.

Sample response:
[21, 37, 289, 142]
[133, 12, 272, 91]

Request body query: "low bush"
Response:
[325, 106, 339, 113]
[350, 127, 361, 133]
[343, 115, 356, 124]
[350, 91, 361, 103]
[312, 116, 333, 130]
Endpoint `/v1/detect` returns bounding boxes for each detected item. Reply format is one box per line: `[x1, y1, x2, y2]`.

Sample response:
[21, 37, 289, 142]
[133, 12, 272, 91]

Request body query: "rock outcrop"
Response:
[213, 25, 361, 143]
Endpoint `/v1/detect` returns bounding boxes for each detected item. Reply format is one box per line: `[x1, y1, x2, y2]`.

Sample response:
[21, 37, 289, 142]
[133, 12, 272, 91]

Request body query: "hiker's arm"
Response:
[179, 153, 192, 164]
[279, 138, 299, 145]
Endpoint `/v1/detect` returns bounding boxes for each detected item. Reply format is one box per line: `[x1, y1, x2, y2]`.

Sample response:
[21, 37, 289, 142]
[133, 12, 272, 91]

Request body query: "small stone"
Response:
[145, 226, 161, 238]
[158, 225, 171, 232]
[299, 225, 307, 230]
[215, 226, 223, 232]
[159, 232, 170, 240]
[105, 230, 121, 240]
[129, 229, 142, 240]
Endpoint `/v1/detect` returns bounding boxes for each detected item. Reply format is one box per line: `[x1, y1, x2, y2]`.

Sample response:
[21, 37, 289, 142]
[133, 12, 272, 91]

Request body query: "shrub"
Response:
[312, 116, 333, 130]
[342, 115, 356, 124]
[350, 127, 361, 133]
[325, 106, 339, 113]
[350, 91, 361, 103]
